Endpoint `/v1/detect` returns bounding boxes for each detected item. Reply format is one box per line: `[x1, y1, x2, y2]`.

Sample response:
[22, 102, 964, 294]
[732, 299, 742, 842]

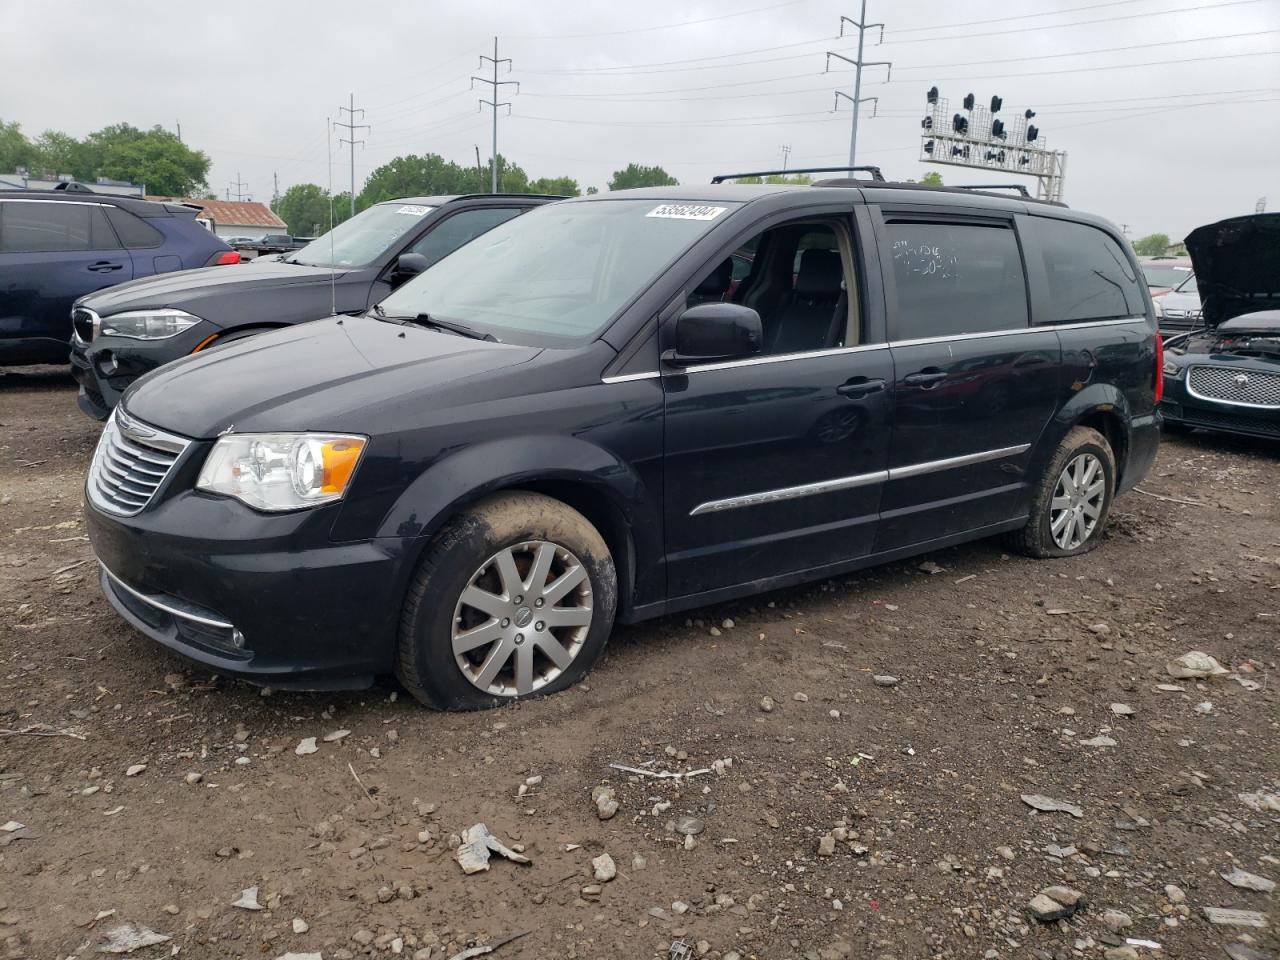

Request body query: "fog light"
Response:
[231, 628, 246, 649]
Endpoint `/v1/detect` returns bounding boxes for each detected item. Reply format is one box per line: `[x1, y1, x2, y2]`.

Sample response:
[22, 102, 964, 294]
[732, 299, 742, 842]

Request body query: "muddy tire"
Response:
[1011, 426, 1116, 559]
[396, 492, 617, 710]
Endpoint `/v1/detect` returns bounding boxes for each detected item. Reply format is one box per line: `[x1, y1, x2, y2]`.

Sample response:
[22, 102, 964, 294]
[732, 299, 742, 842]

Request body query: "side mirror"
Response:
[663, 302, 763, 365]
[394, 253, 430, 279]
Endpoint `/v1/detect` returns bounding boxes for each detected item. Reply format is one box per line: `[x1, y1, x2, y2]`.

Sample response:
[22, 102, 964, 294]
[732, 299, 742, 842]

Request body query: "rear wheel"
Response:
[396, 492, 617, 710]
[1012, 426, 1116, 558]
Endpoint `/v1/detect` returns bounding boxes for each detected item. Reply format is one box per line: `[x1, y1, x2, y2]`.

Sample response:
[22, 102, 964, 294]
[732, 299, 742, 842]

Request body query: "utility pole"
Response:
[176, 120, 182, 143]
[227, 172, 248, 202]
[272, 171, 279, 208]
[472, 37, 518, 193]
[335, 94, 369, 219]
[780, 144, 792, 170]
[826, 4, 891, 167]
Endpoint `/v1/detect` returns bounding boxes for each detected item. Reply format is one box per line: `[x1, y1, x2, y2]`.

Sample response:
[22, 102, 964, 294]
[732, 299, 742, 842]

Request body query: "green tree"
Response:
[83, 124, 210, 195]
[608, 163, 678, 191]
[359, 153, 470, 205]
[731, 173, 813, 185]
[0, 120, 37, 172]
[1132, 233, 1171, 256]
[31, 130, 93, 179]
[586, 186, 599, 195]
[920, 171, 944, 186]
[528, 175, 580, 197]
[330, 192, 357, 225]
[274, 183, 334, 236]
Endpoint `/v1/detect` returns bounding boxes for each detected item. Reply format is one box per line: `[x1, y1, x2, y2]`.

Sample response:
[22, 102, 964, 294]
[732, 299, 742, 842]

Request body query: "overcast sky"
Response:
[2, 0, 1277, 240]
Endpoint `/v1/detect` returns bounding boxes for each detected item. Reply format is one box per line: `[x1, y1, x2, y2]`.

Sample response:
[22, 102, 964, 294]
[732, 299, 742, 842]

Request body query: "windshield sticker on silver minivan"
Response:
[646, 204, 726, 221]
[395, 205, 432, 216]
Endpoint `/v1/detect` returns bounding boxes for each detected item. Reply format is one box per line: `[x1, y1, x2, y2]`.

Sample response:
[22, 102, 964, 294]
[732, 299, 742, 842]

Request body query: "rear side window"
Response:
[0, 201, 118, 252]
[886, 220, 1028, 339]
[105, 207, 164, 248]
[407, 207, 524, 268]
[1028, 217, 1145, 322]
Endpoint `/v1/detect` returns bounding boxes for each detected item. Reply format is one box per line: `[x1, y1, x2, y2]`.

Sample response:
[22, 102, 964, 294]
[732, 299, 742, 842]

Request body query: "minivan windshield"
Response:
[289, 202, 435, 268]
[376, 198, 740, 345]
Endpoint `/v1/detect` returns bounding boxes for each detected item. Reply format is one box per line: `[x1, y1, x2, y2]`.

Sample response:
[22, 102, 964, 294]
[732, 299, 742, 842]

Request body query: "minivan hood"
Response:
[79, 258, 351, 315]
[1184, 213, 1280, 326]
[122, 315, 540, 438]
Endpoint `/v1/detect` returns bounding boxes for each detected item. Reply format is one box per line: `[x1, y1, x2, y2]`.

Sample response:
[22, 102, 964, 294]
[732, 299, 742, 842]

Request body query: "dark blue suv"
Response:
[0, 191, 237, 365]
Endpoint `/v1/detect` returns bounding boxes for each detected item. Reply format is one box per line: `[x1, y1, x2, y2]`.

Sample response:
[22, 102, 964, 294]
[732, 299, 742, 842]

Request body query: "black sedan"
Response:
[1160, 213, 1280, 440]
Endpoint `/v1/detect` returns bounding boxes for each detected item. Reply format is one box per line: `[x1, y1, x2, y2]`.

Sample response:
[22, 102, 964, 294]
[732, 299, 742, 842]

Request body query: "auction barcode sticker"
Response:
[395, 204, 432, 216]
[646, 204, 726, 221]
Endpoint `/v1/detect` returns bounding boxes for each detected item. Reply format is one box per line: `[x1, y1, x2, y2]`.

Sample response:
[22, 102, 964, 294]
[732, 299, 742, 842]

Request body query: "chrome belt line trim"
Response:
[602, 317, 1148, 383]
[679, 343, 887, 375]
[689, 469, 888, 516]
[888, 317, 1146, 350]
[101, 563, 234, 629]
[601, 371, 661, 384]
[887, 443, 1031, 480]
[687, 443, 1031, 516]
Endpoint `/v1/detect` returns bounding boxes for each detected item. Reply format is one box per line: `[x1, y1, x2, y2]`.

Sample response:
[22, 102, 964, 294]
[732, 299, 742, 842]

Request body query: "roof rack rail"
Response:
[711, 165, 885, 184]
[952, 184, 1032, 199]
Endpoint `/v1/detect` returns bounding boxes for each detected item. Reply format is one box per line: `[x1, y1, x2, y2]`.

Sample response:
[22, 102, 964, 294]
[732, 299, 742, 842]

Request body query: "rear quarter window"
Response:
[1028, 217, 1146, 322]
[105, 206, 164, 248]
[886, 219, 1029, 339]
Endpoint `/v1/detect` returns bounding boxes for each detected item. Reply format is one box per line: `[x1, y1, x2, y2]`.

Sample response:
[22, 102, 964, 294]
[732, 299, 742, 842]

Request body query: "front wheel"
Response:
[396, 492, 617, 710]
[1012, 426, 1116, 558]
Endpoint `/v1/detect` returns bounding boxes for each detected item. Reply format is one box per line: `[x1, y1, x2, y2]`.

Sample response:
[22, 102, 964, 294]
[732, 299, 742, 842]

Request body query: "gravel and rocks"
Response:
[1, 375, 1277, 959]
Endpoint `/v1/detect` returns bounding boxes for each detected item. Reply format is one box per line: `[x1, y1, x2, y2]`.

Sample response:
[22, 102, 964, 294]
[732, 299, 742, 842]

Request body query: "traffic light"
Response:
[992, 119, 1006, 139]
[921, 116, 933, 130]
[923, 140, 935, 154]
[952, 113, 968, 134]
[1027, 124, 1039, 142]
[963, 93, 975, 111]
[990, 95, 1002, 113]
[927, 86, 939, 104]
[1024, 108, 1036, 120]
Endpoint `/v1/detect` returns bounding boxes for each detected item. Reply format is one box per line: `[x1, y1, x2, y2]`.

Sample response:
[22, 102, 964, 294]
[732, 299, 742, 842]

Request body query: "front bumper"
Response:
[1161, 368, 1280, 440]
[70, 324, 216, 420]
[86, 490, 416, 689]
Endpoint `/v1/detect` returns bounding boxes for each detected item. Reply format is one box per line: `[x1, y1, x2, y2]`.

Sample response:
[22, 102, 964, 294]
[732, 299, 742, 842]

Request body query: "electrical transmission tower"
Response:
[826, 4, 891, 167]
[335, 94, 369, 219]
[472, 37, 519, 193]
[227, 172, 248, 202]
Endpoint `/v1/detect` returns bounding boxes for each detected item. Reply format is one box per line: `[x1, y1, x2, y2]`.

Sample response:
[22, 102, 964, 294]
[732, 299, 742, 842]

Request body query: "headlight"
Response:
[197, 433, 367, 511]
[1162, 358, 1181, 377]
[99, 309, 203, 340]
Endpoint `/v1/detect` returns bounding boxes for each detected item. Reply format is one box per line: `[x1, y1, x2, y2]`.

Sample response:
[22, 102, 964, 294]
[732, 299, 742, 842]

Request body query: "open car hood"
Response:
[1184, 213, 1280, 326]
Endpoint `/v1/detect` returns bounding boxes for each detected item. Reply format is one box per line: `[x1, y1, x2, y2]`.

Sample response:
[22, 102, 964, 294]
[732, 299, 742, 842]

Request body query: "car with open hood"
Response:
[69, 193, 558, 419]
[1161, 213, 1280, 440]
[82, 169, 1162, 710]
[1154, 272, 1202, 333]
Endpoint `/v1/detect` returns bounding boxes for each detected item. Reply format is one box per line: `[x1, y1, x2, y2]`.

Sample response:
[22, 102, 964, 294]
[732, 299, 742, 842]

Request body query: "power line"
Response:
[472, 37, 518, 192]
[508, 0, 807, 40]
[226, 172, 248, 202]
[334, 94, 369, 216]
[514, 0, 1263, 77]
[827, 7, 890, 166]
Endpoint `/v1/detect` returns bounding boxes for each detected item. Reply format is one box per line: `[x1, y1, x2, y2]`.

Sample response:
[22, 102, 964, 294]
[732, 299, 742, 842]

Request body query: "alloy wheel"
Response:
[451, 540, 593, 697]
[1049, 453, 1105, 550]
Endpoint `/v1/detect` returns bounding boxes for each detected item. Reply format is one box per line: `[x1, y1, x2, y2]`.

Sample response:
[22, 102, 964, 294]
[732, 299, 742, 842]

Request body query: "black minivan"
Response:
[83, 173, 1162, 710]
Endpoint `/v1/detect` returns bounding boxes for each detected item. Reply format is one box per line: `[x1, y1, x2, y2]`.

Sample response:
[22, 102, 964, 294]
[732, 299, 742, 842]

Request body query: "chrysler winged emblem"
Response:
[115, 409, 155, 439]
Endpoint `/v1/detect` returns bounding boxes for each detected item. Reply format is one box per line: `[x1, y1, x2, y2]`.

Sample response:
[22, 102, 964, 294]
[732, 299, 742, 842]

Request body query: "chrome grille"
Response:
[72, 306, 99, 343]
[87, 409, 191, 516]
[1187, 365, 1280, 408]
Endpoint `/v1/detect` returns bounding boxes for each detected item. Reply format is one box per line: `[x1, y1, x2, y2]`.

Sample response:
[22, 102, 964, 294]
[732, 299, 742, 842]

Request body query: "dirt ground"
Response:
[1, 366, 1277, 960]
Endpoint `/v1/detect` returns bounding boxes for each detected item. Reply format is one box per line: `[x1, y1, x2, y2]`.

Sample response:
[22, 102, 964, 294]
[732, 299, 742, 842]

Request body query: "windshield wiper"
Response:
[369, 306, 497, 341]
